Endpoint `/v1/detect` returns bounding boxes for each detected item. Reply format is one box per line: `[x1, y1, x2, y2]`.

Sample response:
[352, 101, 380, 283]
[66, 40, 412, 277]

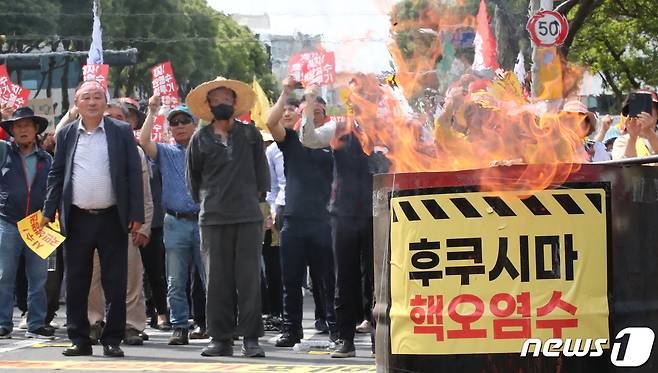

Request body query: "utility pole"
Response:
[530, 0, 555, 98]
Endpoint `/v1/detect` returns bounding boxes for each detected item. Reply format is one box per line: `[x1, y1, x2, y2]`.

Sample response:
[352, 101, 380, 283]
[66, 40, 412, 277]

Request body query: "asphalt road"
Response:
[0, 294, 376, 373]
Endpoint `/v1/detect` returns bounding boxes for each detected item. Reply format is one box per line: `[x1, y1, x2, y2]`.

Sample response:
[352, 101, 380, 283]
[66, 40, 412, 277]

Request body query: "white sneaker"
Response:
[17, 316, 28, 330]
[49, 320, 60, 329]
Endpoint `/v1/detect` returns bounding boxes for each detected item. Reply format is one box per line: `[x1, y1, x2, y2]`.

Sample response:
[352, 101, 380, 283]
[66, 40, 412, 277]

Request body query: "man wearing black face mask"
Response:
[185, 77, 269, 358]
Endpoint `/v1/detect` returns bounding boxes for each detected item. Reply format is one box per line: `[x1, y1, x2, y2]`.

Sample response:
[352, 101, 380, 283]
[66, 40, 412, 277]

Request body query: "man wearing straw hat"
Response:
[185, 77, 269, 357]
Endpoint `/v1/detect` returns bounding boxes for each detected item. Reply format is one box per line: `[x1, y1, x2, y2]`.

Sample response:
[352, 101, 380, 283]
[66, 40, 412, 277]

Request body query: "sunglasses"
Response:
[169, 117, 193, 127]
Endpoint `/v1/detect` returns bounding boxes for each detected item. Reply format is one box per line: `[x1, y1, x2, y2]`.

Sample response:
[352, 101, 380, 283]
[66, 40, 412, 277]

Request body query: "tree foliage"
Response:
[0, 0, 277, 102]
[568, 0, 658, 100]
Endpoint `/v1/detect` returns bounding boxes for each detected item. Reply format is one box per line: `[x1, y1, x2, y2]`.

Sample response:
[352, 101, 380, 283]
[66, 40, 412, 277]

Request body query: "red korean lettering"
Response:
[409, 294, 444, 341]
[535, 291, 578, 338]
[446, 294, 487, 339]
[490, 292, 531, 339]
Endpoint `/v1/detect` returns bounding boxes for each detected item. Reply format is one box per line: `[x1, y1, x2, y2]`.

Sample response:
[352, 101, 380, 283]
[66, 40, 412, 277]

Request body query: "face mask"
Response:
[211, 104, 235, 120]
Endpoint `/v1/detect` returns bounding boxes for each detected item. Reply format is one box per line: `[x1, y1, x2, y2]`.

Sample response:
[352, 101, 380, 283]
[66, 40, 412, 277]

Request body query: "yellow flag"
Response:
[536, 47, 563, 101]
[17, 211, 66, 259]
[251, 78, 271, 130]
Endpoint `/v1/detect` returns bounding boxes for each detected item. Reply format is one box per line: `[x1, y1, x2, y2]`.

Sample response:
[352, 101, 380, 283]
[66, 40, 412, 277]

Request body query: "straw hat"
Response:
[185, 77, 255, 121]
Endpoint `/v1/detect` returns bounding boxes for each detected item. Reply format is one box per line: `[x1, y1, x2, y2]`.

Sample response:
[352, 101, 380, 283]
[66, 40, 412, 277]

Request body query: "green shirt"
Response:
[19, 144, 38, 187]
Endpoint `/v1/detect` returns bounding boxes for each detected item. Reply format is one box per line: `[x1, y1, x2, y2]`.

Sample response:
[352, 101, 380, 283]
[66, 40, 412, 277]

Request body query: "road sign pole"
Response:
[530, 0, 552, 98]
[529, 1, 570, 100]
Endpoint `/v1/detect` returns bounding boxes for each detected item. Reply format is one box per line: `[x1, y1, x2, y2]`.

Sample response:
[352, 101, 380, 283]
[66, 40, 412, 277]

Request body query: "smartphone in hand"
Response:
[629, 93, 653, 117]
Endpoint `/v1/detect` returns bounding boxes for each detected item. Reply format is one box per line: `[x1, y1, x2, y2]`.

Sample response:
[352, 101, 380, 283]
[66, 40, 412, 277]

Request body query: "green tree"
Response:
[99, 0, 277, 100]
[568, 0, 658, 101]
[0, 0, 61, 53]
[1, 0, 277, 105]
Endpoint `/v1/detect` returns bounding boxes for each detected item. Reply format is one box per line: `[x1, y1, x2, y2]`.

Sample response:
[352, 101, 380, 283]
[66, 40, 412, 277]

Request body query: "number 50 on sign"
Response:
[527, 10, 569, 47]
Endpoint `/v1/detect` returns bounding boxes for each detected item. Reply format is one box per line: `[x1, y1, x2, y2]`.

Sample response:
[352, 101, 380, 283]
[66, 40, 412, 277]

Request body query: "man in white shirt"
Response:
[41, 81, 144, 358]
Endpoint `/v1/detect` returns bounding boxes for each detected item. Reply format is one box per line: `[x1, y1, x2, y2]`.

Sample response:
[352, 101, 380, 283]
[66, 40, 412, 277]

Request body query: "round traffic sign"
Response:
[527, 10, 569, 47]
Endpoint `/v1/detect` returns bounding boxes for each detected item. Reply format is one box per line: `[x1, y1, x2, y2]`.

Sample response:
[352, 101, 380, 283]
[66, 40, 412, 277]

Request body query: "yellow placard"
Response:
[17, 211, 66, 259]
[390, 186, 609, 355]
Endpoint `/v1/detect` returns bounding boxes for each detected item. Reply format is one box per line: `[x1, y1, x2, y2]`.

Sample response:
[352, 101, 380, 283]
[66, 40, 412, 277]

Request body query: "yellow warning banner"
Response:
[390, 187, 609, 355]
[17, 211, 65, 259]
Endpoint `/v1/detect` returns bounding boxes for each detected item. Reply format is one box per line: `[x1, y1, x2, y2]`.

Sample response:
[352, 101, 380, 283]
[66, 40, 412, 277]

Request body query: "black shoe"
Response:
[168, 328, 189, 345]
[139, 331, 149, 341]
[201, 339, 233, 357]
[63, 344, 93, 356]
[329, 328, 340, 343]
[123, 327, 144, 345]
[25, 326, 56, 340]
[314, 318, 329, 333]
[275, 330, 301, 347]
[242, 337, 265, 357]
[90, 321, 104, 345]
[331, 339, 356, 358]
[0, 327, 11, 339]
[263, 315, 282, 332]
[103, 344, 125, 357]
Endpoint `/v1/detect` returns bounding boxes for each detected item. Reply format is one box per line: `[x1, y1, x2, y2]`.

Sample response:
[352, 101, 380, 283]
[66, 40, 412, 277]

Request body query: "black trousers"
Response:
[45, 247, 64, 324]
[310, 264, 327, 322]
[261, 229, 283, 317]
[65, 206, 128, 346]
[361, 240, 374, 322]
[332, 215, 373, 342]
[139, 227, 167, 316]
[280, 217, 335, 332]
[190, 264, 206, 328]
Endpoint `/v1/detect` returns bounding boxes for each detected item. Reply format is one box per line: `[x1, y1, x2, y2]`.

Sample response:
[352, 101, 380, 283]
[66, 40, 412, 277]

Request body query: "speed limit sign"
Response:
[527, 10, 569, 47]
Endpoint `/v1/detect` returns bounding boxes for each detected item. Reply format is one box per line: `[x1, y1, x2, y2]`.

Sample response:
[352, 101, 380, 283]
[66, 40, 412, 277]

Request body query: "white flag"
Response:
[87, 1, 103, 65]
[514, 51, 526, 86]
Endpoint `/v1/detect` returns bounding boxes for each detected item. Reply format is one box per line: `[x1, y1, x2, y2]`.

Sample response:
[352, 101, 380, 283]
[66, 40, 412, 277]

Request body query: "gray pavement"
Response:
[0, 294, 376, 372]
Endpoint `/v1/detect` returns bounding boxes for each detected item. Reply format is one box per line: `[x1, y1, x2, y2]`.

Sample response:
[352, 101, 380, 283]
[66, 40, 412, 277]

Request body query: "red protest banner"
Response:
[152, 61, 180, 109]
[0, 83, 31, 110]
[0, 65, 31, 110]
[82, 64, 109, 90]
[151, 114, 166, 143]
[133, 114, 165, 143]
[288, 50, 336, 87]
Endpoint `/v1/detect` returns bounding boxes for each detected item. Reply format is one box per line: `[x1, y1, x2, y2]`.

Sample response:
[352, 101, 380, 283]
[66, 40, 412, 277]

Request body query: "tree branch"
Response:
[601, 37, 640, 89]
[561, 0, 604, 56]
[598, 70, 622, 99]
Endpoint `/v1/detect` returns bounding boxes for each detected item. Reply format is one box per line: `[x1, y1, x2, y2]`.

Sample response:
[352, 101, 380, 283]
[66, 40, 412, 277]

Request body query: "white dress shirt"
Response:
[265, 142, 286, 211]
[72, 118, 117, 209]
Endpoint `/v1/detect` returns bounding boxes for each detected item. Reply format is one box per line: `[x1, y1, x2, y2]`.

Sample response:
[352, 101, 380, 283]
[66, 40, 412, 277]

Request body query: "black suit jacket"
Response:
[42, 117, 144, 235]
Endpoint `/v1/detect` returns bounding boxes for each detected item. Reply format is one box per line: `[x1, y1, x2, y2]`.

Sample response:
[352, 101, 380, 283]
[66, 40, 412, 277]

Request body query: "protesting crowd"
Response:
[0, 74, 384, 359]
[0, 66, 657, 360]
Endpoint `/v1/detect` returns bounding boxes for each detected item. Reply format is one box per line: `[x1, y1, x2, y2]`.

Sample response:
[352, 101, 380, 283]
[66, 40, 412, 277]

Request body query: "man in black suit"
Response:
[40, 80, 144, 358]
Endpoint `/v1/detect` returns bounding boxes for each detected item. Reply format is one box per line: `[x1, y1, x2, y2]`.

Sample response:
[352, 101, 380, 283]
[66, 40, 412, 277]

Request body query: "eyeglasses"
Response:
[169, 117, 193, 127]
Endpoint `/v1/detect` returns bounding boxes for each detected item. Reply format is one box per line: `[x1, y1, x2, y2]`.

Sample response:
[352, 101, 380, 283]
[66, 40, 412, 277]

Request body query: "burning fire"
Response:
[333, 0, 591, 192]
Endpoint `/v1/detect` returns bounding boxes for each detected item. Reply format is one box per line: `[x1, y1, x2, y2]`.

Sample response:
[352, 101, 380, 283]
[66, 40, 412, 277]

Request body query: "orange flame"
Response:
[329, 0, 591, 192]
